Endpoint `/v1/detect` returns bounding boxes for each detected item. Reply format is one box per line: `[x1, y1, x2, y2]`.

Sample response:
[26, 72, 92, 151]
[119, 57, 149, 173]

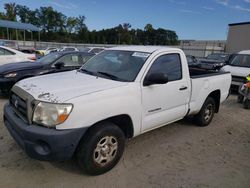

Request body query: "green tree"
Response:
[66, 17, 78, 33]
[16, 5, 39, 26]
[4, 3, 17, 21]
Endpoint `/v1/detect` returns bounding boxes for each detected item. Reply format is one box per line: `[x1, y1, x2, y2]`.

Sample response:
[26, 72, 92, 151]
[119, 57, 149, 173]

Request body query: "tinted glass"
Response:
[56, 54, 82, 66]
[91, 48, 104, 54]
[230, 54, 250, 68]
[207, 53, 228, 61]
[64, 48, 75, 51]
[81, 54, 93, 64]
[37, 53, 63, 64]
[0, 48, 14, 55]
[147, 54, 182, 81]
[186, 56, 194, 64]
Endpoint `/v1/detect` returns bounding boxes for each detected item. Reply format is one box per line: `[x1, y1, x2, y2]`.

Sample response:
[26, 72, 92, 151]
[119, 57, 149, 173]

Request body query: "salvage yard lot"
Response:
[0, 95, 249, 188]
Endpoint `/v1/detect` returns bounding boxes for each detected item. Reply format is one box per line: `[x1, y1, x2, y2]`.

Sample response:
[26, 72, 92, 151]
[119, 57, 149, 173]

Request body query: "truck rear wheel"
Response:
[194, 97, 216, 127]
[76, 122, 125, 175]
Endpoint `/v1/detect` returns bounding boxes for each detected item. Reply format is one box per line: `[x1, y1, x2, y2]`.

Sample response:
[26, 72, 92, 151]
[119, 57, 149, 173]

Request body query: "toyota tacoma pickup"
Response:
[4, 46, 231, 175]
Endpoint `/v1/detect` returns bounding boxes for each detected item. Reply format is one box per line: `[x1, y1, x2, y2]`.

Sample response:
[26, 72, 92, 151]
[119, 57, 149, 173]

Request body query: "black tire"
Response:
[76, 122, 125, 175]
[194, 97, 216, 127]
[243, 99, 250, 109]
[237, 95, 244, 103]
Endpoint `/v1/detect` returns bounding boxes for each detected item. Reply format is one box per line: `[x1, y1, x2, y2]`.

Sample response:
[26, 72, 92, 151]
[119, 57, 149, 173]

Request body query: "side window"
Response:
[0, 48, 15, 55]
[147, 54, 182, 82]
[231, 55, 250, 67]
[91, 48, 104, 54]
[56, 54, 82, 67]
[81, 55, 92, 64]
[0, 48, 5, 56]
[65, 48, 76, 51]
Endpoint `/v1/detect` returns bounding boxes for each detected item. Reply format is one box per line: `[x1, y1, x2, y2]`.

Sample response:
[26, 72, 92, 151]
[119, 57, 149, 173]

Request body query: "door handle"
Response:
[179, 86, 188, 91]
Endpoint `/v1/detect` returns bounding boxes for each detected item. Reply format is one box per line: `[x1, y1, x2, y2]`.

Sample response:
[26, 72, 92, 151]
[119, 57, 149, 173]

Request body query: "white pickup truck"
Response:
[4, 46, 231, 175]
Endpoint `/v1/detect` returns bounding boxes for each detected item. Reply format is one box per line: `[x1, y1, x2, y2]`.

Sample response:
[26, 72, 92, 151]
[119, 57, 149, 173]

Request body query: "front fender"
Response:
[56, 84, 142, 137]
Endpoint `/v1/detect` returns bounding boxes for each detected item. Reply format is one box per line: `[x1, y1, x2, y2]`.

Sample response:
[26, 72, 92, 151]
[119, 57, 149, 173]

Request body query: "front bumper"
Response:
[4, 103, 87, 161]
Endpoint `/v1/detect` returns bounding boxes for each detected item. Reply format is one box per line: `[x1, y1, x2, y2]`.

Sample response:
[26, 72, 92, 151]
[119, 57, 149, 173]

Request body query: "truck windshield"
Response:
[229, 54, 250, 68]
[81, 50, 150, 82]
[36, 53, 63, 64]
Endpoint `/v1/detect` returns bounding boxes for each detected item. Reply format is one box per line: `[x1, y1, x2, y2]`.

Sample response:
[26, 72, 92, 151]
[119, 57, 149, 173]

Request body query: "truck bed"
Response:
[189, 67, 228, 78]
[188, 67, 231, 115]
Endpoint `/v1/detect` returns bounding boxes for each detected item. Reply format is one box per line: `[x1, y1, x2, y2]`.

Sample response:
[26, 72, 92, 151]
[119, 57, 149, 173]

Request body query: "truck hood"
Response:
[0, 62, 43, 74]
[221, 65, 250, 77]
[15, 70, 128, 103]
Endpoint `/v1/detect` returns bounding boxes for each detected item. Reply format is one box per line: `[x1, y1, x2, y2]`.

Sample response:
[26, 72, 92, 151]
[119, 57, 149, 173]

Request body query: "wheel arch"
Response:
[85, 114, 134, 139]
[207, 90, 221, 113]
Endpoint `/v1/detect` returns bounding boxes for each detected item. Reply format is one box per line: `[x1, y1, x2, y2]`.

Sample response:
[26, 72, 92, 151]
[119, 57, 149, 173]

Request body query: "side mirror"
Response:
[54, 62, 65, 69]
[144, 73, 168, 86]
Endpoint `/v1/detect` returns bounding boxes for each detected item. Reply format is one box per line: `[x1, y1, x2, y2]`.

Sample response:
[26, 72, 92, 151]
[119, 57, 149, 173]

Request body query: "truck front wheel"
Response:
[194, 97, 216, 127]
[76, 122, 125, 175]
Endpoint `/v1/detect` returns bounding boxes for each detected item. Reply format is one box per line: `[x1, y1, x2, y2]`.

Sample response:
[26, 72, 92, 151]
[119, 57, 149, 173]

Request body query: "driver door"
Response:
[141, 53, 189, 132]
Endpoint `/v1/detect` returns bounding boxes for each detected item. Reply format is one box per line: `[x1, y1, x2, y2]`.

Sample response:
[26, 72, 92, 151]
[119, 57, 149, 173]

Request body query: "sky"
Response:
[0, 0, 250, 40]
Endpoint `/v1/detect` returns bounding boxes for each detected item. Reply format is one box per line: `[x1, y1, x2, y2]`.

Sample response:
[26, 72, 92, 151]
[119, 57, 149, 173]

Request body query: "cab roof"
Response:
[239, 50, 250, 55]
[109, 46, 180, 53]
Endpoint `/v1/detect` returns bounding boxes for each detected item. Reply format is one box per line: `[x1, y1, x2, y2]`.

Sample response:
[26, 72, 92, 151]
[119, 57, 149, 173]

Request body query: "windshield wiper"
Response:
[97, 71, 126, 81]
[79, 68, 95, 75]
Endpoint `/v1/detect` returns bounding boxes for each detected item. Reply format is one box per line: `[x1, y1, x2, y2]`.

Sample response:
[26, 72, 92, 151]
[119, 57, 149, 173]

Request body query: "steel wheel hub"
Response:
[93, 136, 118, 166]
[204, 104, 213, 122]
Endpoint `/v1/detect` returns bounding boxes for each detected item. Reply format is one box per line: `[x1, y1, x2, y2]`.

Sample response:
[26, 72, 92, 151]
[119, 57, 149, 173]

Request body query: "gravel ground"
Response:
[0, 95, 249, 188]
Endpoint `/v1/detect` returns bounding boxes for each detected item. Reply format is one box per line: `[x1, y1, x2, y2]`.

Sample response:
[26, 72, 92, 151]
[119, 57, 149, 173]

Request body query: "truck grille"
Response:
[9, 93, 28, 122]
[232, 76, 245, 83]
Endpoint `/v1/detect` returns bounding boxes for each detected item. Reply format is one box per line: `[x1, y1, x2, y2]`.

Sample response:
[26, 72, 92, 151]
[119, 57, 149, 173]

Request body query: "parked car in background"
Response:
[186, 55, 200, 68]
[20, 48, 36, 54]
[59, 46, 79, 52]
[198, 53, 231, 70]
[199, 59, 225, 70]
[0, 40, 19, 50]
[0, 51, 94, 95]
[4, 46, 231, 175]
[82, 47, 106, 54]
[206, 53, 230, 62]
[36, 47, 59, 56]
[221, 50, 250, 89]
[0, 46, 36, 65]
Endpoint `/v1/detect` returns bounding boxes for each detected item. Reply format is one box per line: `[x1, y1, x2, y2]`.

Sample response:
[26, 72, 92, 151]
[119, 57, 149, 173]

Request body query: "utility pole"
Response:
[7, 28, 9, 40]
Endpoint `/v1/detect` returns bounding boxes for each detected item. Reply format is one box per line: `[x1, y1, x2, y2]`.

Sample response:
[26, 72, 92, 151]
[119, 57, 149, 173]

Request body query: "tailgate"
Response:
[189, 72, 231, 114]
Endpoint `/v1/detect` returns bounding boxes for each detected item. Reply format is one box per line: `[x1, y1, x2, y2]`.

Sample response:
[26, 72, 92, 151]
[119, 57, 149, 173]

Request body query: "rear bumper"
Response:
[4, 103, 87, 161]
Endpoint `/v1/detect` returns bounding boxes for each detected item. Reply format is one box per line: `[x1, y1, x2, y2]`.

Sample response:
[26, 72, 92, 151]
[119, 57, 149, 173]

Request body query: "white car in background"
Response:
[59, 46, 79, 52]
[36, 47, 59, 56]
[0, 46, 36, 65]
[82, 47, 106, 54]
[221, 50, 250, 88]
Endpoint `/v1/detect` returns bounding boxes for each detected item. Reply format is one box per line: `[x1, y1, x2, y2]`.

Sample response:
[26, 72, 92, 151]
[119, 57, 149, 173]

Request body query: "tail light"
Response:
[28, 56, 36, 61]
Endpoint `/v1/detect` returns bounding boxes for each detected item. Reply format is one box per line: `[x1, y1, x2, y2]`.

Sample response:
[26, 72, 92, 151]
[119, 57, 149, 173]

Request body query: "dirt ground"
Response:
[0, 95, 249, 188]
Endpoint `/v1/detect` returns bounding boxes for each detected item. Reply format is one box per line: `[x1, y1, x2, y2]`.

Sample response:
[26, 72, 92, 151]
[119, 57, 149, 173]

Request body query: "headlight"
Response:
[4, 73, 17, 78]
[32, 102, 73, 128]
